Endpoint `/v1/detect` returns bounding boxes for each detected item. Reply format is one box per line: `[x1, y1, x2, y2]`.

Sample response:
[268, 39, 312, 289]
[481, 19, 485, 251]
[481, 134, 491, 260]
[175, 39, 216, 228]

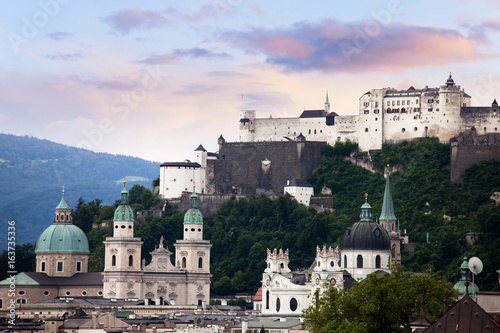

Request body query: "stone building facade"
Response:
[103, 183, 212, 306]
[239, 75, 500, 152]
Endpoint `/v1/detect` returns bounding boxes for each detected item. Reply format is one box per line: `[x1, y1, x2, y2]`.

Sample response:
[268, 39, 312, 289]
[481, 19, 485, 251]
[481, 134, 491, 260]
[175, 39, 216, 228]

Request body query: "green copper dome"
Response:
[35, 189, 89, 253]
[35, 224, 89, 252]
[114, 182, 134, 221]
[454, 257, 479, 298]
[184, 191, 203, 224]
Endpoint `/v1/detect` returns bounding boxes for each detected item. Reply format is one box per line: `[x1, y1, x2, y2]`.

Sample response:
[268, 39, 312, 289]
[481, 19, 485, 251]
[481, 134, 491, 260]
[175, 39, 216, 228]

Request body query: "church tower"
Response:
[174, 187, 212, 306]
[103, 181, 144, 299]
[378, 166, 403, 263]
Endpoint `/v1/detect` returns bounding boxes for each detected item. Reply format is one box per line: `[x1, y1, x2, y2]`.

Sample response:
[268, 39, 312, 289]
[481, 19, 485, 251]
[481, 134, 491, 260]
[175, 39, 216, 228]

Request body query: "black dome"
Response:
[341, 221, 390, 250]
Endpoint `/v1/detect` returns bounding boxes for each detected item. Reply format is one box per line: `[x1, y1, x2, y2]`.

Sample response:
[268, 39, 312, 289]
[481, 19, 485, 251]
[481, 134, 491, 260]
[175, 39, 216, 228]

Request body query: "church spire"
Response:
[55, 185, 70, 209]
[380, 166, 397, 222]
[325, 91, 330, 112]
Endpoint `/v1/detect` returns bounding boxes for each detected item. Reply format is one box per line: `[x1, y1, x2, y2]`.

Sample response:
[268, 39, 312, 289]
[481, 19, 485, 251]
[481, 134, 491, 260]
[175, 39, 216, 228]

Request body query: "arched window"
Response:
[112, 255, 116, 266]
[276, 297, 281, 312]
[128, 255, 133, 267]
[198, 257, 203, 269]
[182, 257, 186, 268]
[290, 298, 298, 312]
[391, 244, 396, 258]
[266, 290, 269, 309]
[344, 255, 347, 268]
[357, 255, 363, 268]
[375, 255, 381, 269]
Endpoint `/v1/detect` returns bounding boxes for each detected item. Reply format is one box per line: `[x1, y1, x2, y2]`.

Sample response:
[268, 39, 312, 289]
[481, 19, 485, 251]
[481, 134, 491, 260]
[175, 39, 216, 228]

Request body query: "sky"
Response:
[1, 0, 500, 163]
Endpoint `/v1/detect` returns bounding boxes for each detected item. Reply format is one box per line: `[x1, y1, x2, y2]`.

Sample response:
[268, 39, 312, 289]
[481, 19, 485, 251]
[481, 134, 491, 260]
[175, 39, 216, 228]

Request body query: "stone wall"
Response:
[450, 143, 500, 183]
[450, 131, 500, 183]
[211, 141, 326, 195]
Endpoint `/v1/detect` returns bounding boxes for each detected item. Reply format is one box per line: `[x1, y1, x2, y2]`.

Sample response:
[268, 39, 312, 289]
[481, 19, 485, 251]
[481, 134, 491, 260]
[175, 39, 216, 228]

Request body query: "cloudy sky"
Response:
[1, 0, 500, 162]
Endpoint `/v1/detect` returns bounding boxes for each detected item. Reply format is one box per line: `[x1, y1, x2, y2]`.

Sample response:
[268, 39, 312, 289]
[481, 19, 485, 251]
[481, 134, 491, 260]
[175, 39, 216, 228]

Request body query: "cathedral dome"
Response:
[341, 221, 390, 250]
[114, 182, 134, 221]
[35, 223, 89, 253]
[342, 195, 390, 250]
[184, 191, 203, 224]
[35, 188, 89, 253]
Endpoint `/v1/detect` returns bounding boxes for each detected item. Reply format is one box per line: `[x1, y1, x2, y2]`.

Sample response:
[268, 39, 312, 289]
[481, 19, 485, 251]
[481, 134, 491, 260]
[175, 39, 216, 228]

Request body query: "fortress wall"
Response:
[251, 117, 330, 142]
[211, 141, 326, 195]
[450, 143, 500, 183]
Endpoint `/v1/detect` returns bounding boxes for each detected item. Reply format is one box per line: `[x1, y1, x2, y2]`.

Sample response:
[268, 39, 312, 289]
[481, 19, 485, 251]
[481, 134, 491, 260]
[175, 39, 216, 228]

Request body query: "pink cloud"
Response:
[223, 20, 492, 73]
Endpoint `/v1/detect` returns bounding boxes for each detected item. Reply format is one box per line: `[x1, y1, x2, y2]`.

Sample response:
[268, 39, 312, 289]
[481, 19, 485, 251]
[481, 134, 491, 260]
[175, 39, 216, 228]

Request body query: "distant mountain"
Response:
[0, 133, 160, 247]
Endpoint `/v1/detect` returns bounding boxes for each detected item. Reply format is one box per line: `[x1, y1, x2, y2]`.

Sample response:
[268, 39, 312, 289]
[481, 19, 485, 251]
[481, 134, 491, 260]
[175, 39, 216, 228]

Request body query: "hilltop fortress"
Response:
[159, 74, 500, 201]
[239, 74, 500, 151]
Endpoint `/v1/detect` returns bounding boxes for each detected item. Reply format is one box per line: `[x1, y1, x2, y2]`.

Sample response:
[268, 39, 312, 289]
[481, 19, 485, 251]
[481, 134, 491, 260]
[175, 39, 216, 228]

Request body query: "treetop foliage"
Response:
[302, 265, 458, 333]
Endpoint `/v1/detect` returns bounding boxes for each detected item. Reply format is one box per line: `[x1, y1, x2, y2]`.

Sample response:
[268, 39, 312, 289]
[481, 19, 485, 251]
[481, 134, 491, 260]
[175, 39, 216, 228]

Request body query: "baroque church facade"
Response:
[260, 168, 406, 316]
[0, 183, 212, 313]
[103, 182, 212, 306]
[239, 75, 500, 152]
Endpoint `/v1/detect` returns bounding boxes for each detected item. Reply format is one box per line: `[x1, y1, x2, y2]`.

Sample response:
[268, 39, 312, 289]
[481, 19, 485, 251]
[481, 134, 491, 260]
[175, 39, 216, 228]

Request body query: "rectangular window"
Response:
[41, 262, 46, 272]
[57, 262, 63, 272]
[76, 262, 82, 272]
[397, 100, 400, 106]
[402, 100, 405, 105]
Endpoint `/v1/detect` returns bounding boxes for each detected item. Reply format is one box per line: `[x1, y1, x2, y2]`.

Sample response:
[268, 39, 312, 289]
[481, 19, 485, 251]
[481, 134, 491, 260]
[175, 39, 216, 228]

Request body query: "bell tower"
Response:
[103, 181, 143, 299]
[174, 187, 211, 273]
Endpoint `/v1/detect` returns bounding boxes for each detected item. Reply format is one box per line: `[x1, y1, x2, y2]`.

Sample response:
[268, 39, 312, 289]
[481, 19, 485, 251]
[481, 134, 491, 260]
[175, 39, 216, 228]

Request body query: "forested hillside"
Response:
[0, 133, 159, 246]
[2, 137, 499, 294]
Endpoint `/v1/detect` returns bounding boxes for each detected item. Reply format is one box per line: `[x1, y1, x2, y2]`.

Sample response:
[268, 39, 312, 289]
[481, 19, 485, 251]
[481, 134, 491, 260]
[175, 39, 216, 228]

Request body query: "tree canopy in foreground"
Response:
[302, 265, 457, 333]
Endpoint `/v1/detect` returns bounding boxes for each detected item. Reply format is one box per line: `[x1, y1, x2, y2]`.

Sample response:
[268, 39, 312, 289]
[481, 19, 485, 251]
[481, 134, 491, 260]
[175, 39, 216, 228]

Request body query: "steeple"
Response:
[445, 72, 455, 86]
[114, 180, 134, 222]
[183, 185, 203, 226]
[55, 185, 70, 209]
[380, 166, 397, 222]
[324, 91, 330, 112]
[359, 193, 373, 222]
[120, 180, 129, 204]
[54, 186, 72, 224]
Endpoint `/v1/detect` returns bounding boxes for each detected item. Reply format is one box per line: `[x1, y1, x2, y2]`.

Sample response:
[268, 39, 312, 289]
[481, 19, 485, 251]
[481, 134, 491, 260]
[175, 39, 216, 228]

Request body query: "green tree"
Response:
[0, 243, 36, 280]
[302, 265, 457, 333]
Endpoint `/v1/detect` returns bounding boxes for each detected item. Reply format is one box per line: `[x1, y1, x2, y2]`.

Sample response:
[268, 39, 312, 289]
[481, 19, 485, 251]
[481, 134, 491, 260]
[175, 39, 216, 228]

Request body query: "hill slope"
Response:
[0, 133, 159, 246]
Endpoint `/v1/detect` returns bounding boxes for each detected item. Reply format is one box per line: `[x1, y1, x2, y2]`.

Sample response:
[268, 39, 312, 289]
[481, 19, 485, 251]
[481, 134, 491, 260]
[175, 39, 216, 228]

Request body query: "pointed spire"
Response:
[380, 165, 397, 221]
[325, 91, 330, 106]
[55, 185, 70, 209]
[120, 179, 129, 205]
[190, 183, 199, 209]
[446, 72, 455, 86]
